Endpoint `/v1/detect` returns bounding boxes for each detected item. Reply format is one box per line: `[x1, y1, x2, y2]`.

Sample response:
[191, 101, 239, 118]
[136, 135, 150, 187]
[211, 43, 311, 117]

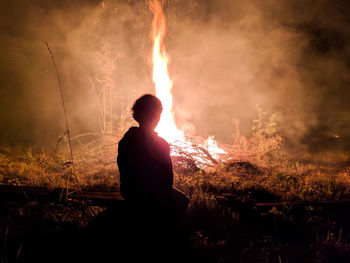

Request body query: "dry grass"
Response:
[1, 107, 349, 205]
[0, 126, 349, 263]
[0, 144, 118, 190]
[1, 144, 348, 206]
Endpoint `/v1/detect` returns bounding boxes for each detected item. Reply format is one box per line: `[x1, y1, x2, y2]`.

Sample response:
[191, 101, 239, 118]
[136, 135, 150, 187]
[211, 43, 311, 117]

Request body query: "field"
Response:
[1, 128, 350, 262]
[1, 0, 350, 262]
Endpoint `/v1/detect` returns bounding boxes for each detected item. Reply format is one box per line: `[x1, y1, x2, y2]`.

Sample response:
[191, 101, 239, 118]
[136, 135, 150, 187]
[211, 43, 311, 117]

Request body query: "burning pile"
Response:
[149, 0, 227, 167]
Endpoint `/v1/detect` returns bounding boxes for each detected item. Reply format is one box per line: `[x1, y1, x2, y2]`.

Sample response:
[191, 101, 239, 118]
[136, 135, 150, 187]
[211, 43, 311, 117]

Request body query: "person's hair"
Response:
[131, 94, 162, 124]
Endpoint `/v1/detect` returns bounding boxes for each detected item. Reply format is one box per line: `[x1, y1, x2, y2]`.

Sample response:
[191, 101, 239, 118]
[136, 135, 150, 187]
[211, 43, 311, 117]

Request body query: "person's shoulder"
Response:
[157, 136, 169, 146]
[119, 127, 139, 143]
[126, 126, 139, 135]
[155, 134, 170, 151]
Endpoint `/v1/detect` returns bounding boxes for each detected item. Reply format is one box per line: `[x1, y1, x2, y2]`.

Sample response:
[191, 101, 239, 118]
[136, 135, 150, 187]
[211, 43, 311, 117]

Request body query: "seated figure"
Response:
[117, 94, 188, 212]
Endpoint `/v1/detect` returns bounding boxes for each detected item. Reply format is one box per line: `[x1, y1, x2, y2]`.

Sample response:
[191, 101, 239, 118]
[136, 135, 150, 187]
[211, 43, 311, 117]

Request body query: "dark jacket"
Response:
[117, 127, 173, 203]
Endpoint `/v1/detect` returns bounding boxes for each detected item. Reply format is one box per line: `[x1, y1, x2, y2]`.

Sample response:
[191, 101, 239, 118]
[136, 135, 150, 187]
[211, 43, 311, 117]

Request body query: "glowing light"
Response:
[206, 136, 226, 158]
[149, 0, 226, 162]
[150, 0, 184, 143]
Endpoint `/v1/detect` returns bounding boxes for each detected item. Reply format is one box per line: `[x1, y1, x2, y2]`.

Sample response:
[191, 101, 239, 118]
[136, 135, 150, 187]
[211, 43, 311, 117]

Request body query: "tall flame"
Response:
[149, 0, 226, 162]
[150, 0, 184, 143]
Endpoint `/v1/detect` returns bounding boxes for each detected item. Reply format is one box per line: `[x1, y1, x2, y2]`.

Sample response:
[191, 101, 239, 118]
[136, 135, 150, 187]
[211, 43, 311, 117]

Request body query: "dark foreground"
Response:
[1, 190, 350, 263]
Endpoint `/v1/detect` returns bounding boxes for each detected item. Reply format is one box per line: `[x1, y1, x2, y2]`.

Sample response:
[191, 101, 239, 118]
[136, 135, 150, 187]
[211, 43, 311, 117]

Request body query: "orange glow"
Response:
[206, 136, 226, 159]
[149, 0, 226, 162]
[150, 0, 184, 143]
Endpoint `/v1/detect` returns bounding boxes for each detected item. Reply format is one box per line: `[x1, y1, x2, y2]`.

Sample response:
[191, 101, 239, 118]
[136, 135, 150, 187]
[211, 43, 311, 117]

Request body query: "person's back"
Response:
[117, 94, 176, 208]
[117, 125, 173, 205]
[115, 94, 189, 262]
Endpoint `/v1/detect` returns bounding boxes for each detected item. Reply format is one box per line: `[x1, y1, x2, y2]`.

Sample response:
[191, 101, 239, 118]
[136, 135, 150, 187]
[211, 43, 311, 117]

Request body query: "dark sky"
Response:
[0, 0, 349, 153]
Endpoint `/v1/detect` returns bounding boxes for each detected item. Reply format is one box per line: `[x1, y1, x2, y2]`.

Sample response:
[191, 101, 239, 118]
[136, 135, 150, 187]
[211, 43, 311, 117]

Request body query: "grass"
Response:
[0, 143, 350, 262]
[0, 142, 118, 190]
[1, 143, 349, 203]
[0, 110, 350, 262]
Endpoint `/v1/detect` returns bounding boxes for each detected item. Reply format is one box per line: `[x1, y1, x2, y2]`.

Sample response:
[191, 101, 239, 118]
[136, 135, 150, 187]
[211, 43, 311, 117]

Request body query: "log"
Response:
[1, 184, 350, 210]
[0, 184, 124, 206]
[218, 193, 350, 212]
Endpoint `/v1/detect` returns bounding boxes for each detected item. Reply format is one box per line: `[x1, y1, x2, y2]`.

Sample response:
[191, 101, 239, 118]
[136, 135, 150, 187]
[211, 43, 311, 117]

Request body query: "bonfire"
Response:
[149, 0, 227, 167]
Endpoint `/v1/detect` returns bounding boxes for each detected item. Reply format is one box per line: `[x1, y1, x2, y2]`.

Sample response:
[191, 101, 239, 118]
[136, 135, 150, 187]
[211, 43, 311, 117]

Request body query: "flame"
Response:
[149, 0, 226, 162]
[150, 0, 183, 143]
[206, 136, 226, 158]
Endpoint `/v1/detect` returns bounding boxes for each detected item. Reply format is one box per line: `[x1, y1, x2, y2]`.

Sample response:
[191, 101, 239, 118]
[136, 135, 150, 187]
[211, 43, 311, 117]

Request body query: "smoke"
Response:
[167, 1, 311, 143]
[0, 0, 349, 153]
[0, 0, 154, 146]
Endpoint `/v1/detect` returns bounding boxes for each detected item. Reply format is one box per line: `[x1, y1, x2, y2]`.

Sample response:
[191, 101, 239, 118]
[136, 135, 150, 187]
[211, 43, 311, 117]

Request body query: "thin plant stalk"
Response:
[45, 42, 80, 193]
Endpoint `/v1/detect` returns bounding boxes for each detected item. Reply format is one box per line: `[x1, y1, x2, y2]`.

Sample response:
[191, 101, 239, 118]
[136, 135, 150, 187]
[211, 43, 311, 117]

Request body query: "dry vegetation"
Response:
[0, 108, 349, 204]
[1, 111, 350, 262]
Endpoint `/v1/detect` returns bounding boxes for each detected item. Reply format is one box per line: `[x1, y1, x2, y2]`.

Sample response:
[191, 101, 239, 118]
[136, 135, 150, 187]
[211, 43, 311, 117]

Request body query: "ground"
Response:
[0, 145, 350, 262]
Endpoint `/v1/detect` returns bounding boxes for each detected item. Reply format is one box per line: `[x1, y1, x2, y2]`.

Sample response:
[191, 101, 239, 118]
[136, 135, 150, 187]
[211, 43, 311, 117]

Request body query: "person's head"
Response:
[132, 94, 162, 129]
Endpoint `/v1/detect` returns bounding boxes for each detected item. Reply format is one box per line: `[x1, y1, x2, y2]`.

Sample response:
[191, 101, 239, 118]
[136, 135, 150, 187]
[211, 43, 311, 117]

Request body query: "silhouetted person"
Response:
[81, 94, 189, 263]
[116, 94, 189, 262]
[117, 94, 188, 212]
